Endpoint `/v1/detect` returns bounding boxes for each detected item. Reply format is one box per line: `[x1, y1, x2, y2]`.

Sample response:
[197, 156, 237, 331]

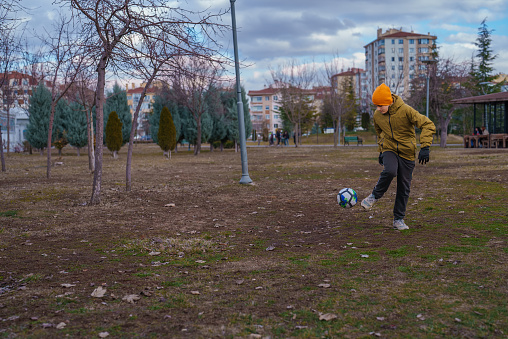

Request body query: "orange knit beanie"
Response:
[372, 83, 393, 106]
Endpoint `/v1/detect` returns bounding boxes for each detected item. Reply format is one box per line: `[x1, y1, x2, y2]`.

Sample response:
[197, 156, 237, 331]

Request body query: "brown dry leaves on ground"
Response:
[0, 144, 507, 338]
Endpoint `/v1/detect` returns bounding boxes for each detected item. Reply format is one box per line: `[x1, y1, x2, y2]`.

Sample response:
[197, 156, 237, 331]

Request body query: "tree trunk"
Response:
[113, 150, 118, 159]
[90, 58, 106, 205]
[86, 108, 95, 173]
[46, 102, 57, 179]
[77, 147, 81, 156]
[126, 78, 152, 192]
[6, 105, 10, 154]
[194, 118, 201, 155]
[0, 129, 5, 172]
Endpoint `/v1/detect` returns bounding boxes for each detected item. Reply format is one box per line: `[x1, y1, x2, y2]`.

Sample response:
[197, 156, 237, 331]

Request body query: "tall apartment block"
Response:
[247, 87, 283, 134]
[364, 28, 437, 99]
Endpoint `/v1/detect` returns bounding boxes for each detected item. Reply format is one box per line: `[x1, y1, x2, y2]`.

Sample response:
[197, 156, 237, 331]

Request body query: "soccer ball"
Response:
[337, 188, 358, 208]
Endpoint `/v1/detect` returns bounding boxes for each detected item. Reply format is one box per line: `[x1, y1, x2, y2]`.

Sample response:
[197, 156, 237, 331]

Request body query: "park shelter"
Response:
[451, 91, 508, 134]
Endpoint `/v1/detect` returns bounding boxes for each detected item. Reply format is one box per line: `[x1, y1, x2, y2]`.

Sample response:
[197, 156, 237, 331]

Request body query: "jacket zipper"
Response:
[388, 114, 399, 155]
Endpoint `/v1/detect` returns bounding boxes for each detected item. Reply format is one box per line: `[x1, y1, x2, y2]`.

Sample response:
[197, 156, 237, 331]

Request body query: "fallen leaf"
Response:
[91, 286, 107, 298]
[56, 322, 66, 329]
[122, 294, 141, 303]
[376, 316, 385, 321]
[148, 251, 161, 256]
[319, 313, 337, 321]
[318, 283, 331, 288]
[164, 203, 176, 207]
[265, 245, 275, 251]
[190, 291, 200, 295]
[361, 254, 369, 258]
[195, 260, 206, 264]
[98, 332, 110, 338]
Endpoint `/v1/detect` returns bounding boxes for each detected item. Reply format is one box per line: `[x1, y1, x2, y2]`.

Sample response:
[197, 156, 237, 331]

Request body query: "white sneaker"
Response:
[361, 194, 377, 210]
[393, 219, 409, 230]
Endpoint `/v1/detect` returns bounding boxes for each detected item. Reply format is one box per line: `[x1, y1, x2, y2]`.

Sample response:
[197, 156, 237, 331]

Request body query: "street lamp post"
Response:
[230, 0, 252, 184]
[423, 60, 436, 118]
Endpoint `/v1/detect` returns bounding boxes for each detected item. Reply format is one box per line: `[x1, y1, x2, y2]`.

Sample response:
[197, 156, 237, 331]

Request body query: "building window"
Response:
[273, 95, 278, 101]
[379, 39, 385, 45]
[391, 74, 395, 79]
[409, 56, 414, 62]
[265, 114, 270, 119]
[253, 96, 262, 102]
[265, 106, 269, 110]
[274, 124, 278, 128]
[418, 47, 429, 53]
[378, 48, 385, 55]
[391, 48, 395, 52]
[391, 57, 395, 61]
[418, 38, 429, 44]
[391, 65, 395, 70]
[265, 96, 270, 101]
[391, 39, 395, 44]
[398, 57, 403, 62]
[274, 114, 279, 119]
[398, 39, 403, 44]
[409, 39, 415, 44]
[274, 105, 279, 110]
[399, 65, 403, 70]
[409, 48, 415, 53]
[252, 105, 262, 112]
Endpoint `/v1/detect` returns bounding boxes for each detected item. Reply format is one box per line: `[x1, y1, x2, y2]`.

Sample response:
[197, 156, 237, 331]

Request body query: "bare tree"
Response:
[270, 59, 316, 147]
[67, 69, 97, 172]
[407, 58, 470, 147]
[166, 55, 226, 155]
[37, 14, 88, 178]
[119, 27, 184, 190]
[321, 55, 353, 147]
[65, 0, 228, 204]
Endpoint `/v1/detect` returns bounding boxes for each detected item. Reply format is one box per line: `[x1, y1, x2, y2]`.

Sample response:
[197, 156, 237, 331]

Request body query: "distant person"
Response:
[471, 127, 482, 148]
[481, 126, 489, 136]
[361, 83, 436, 230]
[276, 129, 281, 146]
[283, 131, 289, 145]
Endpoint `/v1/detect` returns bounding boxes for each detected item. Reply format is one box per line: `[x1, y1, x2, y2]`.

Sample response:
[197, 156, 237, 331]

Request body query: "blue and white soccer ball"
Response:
[337, 188, 358, 208]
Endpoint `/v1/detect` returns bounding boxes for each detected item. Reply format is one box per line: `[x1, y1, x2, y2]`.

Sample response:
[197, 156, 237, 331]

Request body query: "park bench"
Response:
[344, 136, 363, 146]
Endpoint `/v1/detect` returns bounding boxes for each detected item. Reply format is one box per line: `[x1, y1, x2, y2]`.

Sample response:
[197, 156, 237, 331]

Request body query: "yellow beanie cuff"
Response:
[372, 83, 393, 106]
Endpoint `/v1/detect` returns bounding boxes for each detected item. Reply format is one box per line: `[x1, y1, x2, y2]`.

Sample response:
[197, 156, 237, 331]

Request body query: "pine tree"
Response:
[157, 106, 176, 158]
[26, 83, 52, 154]
[105, 111, 123, 158]
[67, 101, 89, 156]
[471, 18, 501, 95]
[52, 99, 71, 156]
[104, 82, 132, 145]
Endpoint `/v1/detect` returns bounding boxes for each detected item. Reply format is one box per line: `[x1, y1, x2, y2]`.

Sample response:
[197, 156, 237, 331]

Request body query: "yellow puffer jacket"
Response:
[374, 94, 436, 161]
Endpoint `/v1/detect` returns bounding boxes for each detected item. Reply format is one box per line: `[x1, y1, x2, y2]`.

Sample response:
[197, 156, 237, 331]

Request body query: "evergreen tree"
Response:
[241, 87, 253, 139]
[157, 106, 176, 158]
[26, 83, 52, 154]
[52, 99, 71, 156]
[105, 111, 123, 158]
[470, 18, 501, 95]
[67, 101, 89, 156]
[104, 82, 132, 145]
[151, 94, 183, 146]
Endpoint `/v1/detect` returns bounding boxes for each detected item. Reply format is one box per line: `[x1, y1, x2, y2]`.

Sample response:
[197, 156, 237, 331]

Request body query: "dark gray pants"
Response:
[372, 151, 415, 220]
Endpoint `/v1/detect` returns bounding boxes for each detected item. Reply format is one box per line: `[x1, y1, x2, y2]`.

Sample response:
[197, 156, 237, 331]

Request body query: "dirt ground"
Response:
[0, 144, 507, 338]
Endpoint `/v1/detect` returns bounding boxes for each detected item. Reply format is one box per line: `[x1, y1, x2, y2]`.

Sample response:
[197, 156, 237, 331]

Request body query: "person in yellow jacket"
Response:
[361, 83, 436, 230]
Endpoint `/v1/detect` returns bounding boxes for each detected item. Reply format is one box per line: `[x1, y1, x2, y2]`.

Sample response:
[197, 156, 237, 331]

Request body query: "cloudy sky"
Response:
[17, 0, 508, 92]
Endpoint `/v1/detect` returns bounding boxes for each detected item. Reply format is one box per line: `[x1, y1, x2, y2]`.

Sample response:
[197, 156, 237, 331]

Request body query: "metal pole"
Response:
[230, 0, 252, 184]
[426, 73, 430, 118]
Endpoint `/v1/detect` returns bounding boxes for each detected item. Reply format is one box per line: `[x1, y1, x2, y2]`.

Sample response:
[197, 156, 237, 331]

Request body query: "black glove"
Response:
[378, 152, 384, 166]
[418, 146, 430, 164]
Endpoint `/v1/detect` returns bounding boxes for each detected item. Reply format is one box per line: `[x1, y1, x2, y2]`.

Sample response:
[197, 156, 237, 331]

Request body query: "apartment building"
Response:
[331, 67, 369, 116]
[126, 82, 160, 138]
[364, 28, 437, 99]
[247, 87, 282, 133]
[247, 86, 330, 134]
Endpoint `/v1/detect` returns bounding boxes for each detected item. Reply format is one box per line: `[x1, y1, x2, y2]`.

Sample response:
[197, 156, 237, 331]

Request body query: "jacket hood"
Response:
[388, 94, 404, 114]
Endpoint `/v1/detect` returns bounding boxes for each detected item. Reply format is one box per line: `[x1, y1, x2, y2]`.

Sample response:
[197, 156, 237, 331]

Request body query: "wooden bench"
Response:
[344, 136, 363, 146]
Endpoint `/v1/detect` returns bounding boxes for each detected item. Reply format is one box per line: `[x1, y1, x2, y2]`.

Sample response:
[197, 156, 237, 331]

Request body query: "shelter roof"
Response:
[451, 91, 508, 104]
